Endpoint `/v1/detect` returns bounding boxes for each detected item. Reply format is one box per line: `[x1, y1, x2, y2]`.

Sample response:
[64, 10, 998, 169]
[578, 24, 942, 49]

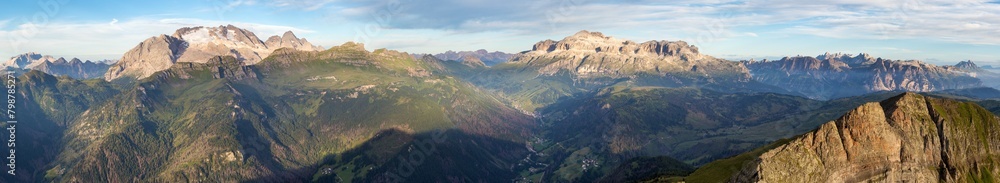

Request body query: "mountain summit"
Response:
[511, 30, 745, 79]
[3, 52, 59, 69]
[104, 25, 323, 81]
[529, 30, 702, 59]
[954, 60, 985, 72]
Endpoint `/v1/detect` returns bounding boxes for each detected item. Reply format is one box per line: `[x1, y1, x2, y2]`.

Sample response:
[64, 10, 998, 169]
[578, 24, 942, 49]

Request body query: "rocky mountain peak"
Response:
[814, 52, 876, 65]
[282, 31, 298, 40]
[265, 30, 322, 52]
[68, 58, 83, 64]
[4, 52, 57, 69]
[954, 60, 984, 72]
[106, 25, 325, 81]
[51, 57, 68, 64]
[569, 30, 608, 39]
[474, 49, 489, 55]
[511, 31, 745, 80]
[527, 30, 702, 60]
[172, 25, 267, 49]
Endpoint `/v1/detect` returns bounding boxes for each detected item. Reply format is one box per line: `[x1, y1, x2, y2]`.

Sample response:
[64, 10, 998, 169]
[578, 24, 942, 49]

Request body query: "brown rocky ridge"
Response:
[731, 93, 1000, 182]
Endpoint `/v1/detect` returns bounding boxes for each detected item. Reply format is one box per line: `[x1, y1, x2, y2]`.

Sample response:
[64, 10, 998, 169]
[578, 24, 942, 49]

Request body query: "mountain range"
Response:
[424, 49, 513, 66]
[744, 52, 988, 99]
[5, 25, 1000, 182]
[3, 52, 111, 79]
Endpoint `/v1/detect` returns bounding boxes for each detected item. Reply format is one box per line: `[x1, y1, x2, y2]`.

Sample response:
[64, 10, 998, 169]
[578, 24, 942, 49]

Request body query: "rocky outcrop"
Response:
[745, 53, 983, 99]
[510, 30, 749, 80]
[264, 31, 323, 52]
[731, 93, 1000, 182]
[105, 34, 186, 81]
[105, 25, 323, 81]
[4, 52, 111, 79]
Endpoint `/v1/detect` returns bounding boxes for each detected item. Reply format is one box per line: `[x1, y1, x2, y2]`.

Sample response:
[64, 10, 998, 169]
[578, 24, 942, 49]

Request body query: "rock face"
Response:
[732, 93, 1000, 182]
[264, 31, 323, 52]
[104, 34, 186, 81]
[745, 53, 983, 99]
[510, 30, 750, 80]
[105, 25, 323, 81]
[3, 52, 111, 79]
[431, 49, 512, 66]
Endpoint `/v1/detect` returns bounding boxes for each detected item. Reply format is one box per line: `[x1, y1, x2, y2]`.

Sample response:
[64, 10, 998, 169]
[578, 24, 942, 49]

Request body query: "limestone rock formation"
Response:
[105, 34, 186, 81]
[745, 53, 983, 99]
[265, 31, 323, 52]
[105, 25, 323, 81]
[510, 30, 749, 80]
[731, 93, 1000, 182]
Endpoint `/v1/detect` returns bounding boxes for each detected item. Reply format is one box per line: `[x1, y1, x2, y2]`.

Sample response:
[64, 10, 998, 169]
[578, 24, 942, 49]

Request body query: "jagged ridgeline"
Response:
[2, 52, 112, 79]
[13, 42, 534, 182]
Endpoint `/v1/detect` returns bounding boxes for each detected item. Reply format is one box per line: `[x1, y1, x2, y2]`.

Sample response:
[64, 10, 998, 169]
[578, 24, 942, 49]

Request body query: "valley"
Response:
[3, 25, 999, 182]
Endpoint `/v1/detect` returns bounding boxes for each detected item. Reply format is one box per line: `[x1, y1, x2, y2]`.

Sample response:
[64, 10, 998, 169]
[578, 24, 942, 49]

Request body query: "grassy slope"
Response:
[42, 44, 534, 182]
[2, 70, 118, 182]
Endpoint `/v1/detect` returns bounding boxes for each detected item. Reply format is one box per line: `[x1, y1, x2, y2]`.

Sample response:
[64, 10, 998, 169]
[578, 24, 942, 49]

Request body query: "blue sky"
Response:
[1, 0, 999, 66]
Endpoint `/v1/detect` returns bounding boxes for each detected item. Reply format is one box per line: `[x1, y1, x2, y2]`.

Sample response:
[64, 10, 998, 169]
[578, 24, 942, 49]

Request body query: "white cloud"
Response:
[0, 18, 313, 60]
